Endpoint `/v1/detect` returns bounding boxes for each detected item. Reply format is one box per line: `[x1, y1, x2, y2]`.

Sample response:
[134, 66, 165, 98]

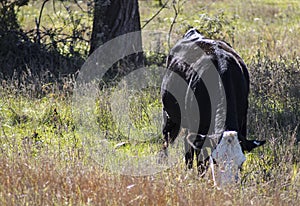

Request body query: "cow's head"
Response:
[211, 131, 246, 186]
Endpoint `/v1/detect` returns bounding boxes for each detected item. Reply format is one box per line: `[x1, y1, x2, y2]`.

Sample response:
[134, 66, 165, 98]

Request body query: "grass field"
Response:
[0, 0, 299, 205]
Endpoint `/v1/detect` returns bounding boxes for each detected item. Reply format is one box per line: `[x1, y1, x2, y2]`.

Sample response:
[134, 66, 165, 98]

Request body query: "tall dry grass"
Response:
[0, 146, 299, 205]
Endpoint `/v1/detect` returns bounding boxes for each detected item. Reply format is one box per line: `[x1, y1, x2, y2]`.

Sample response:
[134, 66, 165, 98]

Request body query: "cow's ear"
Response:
[244, 140, 266, 152]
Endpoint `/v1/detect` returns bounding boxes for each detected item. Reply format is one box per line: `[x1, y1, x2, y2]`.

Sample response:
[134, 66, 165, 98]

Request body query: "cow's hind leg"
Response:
[159, 109, 181, 164]
[162, 109, 180, 148]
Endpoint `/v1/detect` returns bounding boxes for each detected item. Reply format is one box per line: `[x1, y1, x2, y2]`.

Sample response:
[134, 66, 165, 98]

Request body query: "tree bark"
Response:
[90, 0, 142, 53]
[90, 0, 144, 84]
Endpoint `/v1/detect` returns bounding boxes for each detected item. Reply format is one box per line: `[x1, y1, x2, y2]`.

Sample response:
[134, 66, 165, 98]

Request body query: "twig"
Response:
[210, 156, 218, 187]
[35, 0, 50, 44]
[142, 0, 170, 29]
[74, 0, 85, 12]
[167, 0, 180, 49]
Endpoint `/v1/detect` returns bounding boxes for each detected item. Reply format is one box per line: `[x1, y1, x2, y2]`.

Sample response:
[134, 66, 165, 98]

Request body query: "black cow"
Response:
[161, 29, 265, 172]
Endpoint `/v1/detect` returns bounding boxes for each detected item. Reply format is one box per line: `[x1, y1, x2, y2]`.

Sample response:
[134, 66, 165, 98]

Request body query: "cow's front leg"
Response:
[184, 136, 194, 169]
[195, 150, 209, 177]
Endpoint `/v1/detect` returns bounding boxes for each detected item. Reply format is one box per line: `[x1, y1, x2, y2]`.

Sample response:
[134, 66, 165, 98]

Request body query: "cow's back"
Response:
[161, 29, 249, 138]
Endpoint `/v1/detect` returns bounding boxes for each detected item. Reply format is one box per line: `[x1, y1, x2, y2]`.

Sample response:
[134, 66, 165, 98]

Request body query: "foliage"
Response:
[0, 0, 92, 80]
[0, 0, 28, 31]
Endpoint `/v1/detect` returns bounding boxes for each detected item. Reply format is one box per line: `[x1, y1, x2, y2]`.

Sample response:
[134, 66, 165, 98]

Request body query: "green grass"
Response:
[0, 0, 299, 205]
[139, 0, 300, 58]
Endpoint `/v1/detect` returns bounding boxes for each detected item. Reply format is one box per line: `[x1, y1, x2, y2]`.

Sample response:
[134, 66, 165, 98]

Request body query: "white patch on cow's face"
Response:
[211, 131, 246, 187]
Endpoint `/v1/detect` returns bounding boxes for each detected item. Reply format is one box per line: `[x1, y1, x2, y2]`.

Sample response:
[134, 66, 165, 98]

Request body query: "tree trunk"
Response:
[89, 0, 143, 84]
[90, 0, 142, 53]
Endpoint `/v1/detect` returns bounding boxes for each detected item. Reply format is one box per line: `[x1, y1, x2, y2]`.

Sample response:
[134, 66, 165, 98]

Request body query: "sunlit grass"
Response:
[140, 0, 300, 58]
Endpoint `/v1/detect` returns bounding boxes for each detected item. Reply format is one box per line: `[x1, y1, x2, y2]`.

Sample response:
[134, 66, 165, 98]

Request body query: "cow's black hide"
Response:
[161, 29, 265, 169]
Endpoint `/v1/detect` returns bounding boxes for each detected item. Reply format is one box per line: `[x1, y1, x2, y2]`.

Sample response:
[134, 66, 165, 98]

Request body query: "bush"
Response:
[248, 53, 300, 144]
[0, 0, 90, 83]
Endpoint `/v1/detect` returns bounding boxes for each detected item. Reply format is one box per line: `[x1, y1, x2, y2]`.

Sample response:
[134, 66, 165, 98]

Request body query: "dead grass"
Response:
[0, 145, 299, 205]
